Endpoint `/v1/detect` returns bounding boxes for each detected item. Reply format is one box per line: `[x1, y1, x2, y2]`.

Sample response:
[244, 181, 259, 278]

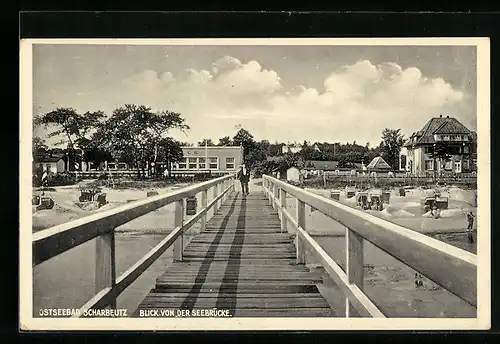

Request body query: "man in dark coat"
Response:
[237, 164, 250, 195]
[466, 211, 475, 244]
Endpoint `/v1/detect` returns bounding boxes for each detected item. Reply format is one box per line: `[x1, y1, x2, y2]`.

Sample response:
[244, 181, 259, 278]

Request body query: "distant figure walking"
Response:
[237, 164, 250, 195]
[466, 211, 475, 244]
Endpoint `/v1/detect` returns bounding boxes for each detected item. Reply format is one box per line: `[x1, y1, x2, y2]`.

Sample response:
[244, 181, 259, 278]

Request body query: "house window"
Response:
[443, 135, 450, 141]
[46, 164, 52, 170]
[198, 158, 206, 169]
[445, 160, 453, 170]
[424, 146, 433, 154]
[463, 135, 469, 141]
[209, 157, 218, 169]
[463, 145, 470, 154]
[226, 157, 235, 169]
[178, 158, 187, 169]
[188, 157, 198, 169]
[424, 160, 434, 171]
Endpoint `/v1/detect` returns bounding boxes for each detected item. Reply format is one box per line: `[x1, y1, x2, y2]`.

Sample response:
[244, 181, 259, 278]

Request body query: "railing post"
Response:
[221, 180, 226, 203]
[273, 185, 280, 209]
[268, 181, 273, 206]
[280, 188, 287, 233]
[345, 227, 364, 317]
[296, 199, 306, 264]
[213, 183, 219, 214]
[95, 230, 116, 308]
[173, 199, 184, 262]
[200, 189, 208, 232]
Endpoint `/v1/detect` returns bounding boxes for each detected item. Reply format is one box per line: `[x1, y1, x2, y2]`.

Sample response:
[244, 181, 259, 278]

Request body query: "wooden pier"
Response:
[134, 193, 335, 317]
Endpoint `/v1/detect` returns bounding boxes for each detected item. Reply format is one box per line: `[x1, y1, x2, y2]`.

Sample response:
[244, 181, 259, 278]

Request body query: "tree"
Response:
[95, 104, 189, 178]
[198, 138, 215, 147]
[36, 108, 106, 170]
[232, 128, 258, 167]
[37, 108, 105, 149]
[380, 128, 405, 170]
[232, 128, 255, 149]
[427, 141, 454, 177]
[32, 136, 48, 157]
[157, 137, 184, 177]
[217, 136, 232, 146]
[298, 140, 315, 161]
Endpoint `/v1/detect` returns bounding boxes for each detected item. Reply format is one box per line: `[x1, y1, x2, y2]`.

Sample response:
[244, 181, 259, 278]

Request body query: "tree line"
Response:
[33, 105, 189, 178]
[33, 104, 406, 179]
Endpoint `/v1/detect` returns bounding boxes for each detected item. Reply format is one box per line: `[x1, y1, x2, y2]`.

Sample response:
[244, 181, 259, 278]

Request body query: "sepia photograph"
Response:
[19, 38, 490, 331]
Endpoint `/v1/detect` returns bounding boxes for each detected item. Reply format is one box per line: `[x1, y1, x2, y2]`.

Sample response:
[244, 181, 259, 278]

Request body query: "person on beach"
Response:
[466, 211, 475, 244]
[237, 164, 250, 195]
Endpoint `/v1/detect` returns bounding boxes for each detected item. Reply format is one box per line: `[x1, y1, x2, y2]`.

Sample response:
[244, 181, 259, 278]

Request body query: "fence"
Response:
[262, 175, 477, 317]
[32, 174, 237, 317]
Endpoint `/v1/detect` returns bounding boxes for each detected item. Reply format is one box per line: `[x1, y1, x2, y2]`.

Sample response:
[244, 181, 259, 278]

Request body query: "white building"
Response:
[172, 146, 244, 174]
[33, 156, 66, 174]
[286, 167, 301, 183]
[281, 143, 302, 154]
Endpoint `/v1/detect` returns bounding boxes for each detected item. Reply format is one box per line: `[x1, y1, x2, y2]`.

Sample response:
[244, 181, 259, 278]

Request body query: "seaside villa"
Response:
[400, 115, 477, 176]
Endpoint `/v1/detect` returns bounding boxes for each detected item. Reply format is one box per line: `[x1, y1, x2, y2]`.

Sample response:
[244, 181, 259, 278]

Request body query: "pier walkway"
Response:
[134, 192, 335, 317]
[32, 174, 477, 319]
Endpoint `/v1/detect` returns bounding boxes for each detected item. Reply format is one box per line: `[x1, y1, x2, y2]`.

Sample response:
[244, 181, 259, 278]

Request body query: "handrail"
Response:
[33, 174, 236, 316]
[33, 174, 235, 265]
[273, 195, 385, 318]
[262, 174, 477, 316]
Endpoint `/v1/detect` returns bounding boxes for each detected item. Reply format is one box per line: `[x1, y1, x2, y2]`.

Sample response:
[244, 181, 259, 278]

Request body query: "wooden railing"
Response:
[33, 174, 237, 317]
[262, 175, 477, 318]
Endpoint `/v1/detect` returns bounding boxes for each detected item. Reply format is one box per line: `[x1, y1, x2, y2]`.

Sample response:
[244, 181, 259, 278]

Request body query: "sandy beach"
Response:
[32, 180, 208, 233]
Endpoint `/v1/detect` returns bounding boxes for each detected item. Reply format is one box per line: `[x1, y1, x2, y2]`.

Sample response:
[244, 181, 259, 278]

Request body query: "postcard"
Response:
[20, 37, 490, 331]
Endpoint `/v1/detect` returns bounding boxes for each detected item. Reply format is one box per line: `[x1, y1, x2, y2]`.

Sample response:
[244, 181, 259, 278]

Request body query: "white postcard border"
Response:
[19, 37, 491, 331]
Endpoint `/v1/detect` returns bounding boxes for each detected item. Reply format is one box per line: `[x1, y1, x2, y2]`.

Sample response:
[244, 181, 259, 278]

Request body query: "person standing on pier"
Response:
[237, 164, 250, 195]
[466, 211, 475, 244]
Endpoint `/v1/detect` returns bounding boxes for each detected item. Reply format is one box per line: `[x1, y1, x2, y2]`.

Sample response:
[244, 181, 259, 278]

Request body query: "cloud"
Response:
[260, 59, 468, 143]
[35, 56, 472, 146]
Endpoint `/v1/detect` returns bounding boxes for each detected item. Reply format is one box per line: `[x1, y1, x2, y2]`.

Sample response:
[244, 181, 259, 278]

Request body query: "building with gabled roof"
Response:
[33, 155, 67, 174]
[366, 156, 392, 171]
[400, 114, 477, 176]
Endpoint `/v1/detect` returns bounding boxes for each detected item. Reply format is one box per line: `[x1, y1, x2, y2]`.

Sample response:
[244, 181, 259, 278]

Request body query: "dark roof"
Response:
[304, 160, 339, 170]
[34, 155, 64, 163]
[404, 116, 472, 147]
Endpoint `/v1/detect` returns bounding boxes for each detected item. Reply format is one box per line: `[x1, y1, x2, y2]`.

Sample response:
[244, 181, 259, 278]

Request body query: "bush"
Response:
[97, 173, 109, 180]
[35, 187, 57, 192]
[47, 172, 77, 187]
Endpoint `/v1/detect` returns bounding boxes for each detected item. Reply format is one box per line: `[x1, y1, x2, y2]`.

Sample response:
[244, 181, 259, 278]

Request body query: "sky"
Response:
[32, 44, 477, 148]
